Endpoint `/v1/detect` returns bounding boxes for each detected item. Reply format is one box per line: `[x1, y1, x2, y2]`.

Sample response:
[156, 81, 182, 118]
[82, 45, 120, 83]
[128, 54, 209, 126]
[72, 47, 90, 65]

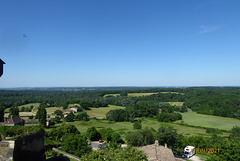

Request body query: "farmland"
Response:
[66, 117, 208, 139]
[85, 105, 125, 118]
[176, 111, 240, 131]
[104, 92, 158, 97]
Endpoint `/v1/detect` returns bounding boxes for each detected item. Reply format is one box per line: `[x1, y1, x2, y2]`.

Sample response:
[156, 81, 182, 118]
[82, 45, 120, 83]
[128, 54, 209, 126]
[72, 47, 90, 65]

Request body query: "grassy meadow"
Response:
[176, 111, 240, 131]
[66, 117, 208, 140]
[167, 102, 184, 106]
[85, 105, 125, 118]
[104, 92, 158, 97]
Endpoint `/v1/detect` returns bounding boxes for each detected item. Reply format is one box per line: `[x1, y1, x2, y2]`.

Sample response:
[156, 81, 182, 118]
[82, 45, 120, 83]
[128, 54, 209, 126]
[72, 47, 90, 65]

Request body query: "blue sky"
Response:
[1, 0, 240, 88]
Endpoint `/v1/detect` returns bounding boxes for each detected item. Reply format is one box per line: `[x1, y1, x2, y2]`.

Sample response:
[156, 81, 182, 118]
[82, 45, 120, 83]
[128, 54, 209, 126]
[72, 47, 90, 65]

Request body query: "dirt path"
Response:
[189, 156, 202, 161]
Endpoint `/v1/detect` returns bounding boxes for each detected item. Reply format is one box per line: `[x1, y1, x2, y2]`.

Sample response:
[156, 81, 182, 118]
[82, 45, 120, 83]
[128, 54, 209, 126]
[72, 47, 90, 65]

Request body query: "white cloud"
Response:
[195, 25, 225, 36]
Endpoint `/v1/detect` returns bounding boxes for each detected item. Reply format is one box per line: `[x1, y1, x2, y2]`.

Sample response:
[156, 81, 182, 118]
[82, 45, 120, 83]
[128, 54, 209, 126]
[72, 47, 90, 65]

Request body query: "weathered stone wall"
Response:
[0, 141, 15, 161]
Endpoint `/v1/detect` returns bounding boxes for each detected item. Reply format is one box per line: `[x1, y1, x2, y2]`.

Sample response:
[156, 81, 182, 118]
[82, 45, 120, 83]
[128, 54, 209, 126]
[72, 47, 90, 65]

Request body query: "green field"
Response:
[176, 111, 240, 131]
[104, 92, 158, 97]
[86, 105, 125, 118]
[67, 117, 208, 139]
[128, 92, 158, 97]
[4, 103, 40, 113]
[103, 94, 120, 97]
[167, 102, 184, 106]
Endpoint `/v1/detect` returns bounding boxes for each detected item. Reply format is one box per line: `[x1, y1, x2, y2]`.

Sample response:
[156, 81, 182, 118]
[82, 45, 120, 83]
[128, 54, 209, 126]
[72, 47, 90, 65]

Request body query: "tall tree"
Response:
[9, 106, 19, 117]
[37, 106, 47, 126]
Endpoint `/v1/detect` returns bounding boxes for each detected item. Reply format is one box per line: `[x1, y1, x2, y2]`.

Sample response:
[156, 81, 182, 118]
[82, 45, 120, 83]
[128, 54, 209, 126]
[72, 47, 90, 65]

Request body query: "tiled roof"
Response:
[138, 143, 176, 161]
[4, 116, 24, 125]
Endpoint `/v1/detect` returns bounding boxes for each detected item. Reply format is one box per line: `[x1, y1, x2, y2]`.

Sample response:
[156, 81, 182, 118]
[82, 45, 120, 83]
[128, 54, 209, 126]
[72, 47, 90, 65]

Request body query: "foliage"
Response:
[64, 112, 74, 122]
[156, 126, 183, 149]
[54, 109, 63, 118]
[0, 126, 43, 137]
[111, 132, 122, 143]
[20, 106, 31, 112]
[9, 106, 19, 117]
[206, 138, 240, 161]
[206, 128, 222, 134]
[47, 124, 80, 141]
[45, 150, 63, 159]
[120, 91, 128, 96]
[36, 105, 47, 126]
[157, 112, 182, 122]
[86, 126, 101, 141]
[230, 126, 240, 138]
[106, 109, 129, 122]
[133, 120, 142, 129]
[99, 128, 114, 142]
[29, 115, 34, 119]
[61, 134, 92, 157]
[126, 128, 154, 146]
[81, 146, 147, 161]
[52, 116, 61, 124]
[75, 112, 89, 121]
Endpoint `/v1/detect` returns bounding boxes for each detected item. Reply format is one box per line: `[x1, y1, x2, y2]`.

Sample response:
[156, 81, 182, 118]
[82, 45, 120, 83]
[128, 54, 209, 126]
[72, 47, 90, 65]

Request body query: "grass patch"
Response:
[85, 105, 125, 118]
[104, 94, 120, 97]
[167, 102, 184, 106]
[176, 111, 240, 131]
[128, 92, 158, 97]
[46, 107, 62, 115]
[4, 103, 40, 113]
[66, 117, 208, 139]
[104, 93, 158, 97]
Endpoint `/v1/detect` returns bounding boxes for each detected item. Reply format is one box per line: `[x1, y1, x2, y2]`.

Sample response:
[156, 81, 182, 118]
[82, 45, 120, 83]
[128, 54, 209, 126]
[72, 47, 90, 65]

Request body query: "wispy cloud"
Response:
[195, 25, 225, 36]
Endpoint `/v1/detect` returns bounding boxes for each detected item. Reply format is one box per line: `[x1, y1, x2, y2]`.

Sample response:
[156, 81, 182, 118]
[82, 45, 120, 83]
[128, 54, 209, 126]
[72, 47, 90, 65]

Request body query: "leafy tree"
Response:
[120, 91, 128, 96]
[30, 105, 34, 111]
[206, 139, 240, 161]
[29, 115, 34, 119]
[156, 126, 183, 149]
[86, 126, 101, 141]
[64, 112, 74, 122]
[230, 126, 240, 138]
[106, 109, 129, 122]
[126, 128, 154, 146]
[111, 132, 122, 143]
[75, 112, 89, 121]
[9, 106, 19, 117]
[80, 100, 92, 110]
[81, 146, 147, 161]
[52, 116, 61, 123]
[157, 112, 182, 122]
[47, 124, 80, 141]
[133, 120, 142, 129]
[54, 109, 63, 118]
[24, 107, 31, 112]
[99, 128, 114, 142]
[62, 102, 69, 109]
[0, 107, 5, 122]
[20, 106, 25, 112]
[61, 134, 91, 157]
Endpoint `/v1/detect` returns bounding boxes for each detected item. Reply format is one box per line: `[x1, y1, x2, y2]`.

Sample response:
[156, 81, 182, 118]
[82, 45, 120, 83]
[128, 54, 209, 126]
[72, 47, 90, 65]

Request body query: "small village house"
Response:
[69, 107, 78, 113]
[0, 116, 25, 126]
